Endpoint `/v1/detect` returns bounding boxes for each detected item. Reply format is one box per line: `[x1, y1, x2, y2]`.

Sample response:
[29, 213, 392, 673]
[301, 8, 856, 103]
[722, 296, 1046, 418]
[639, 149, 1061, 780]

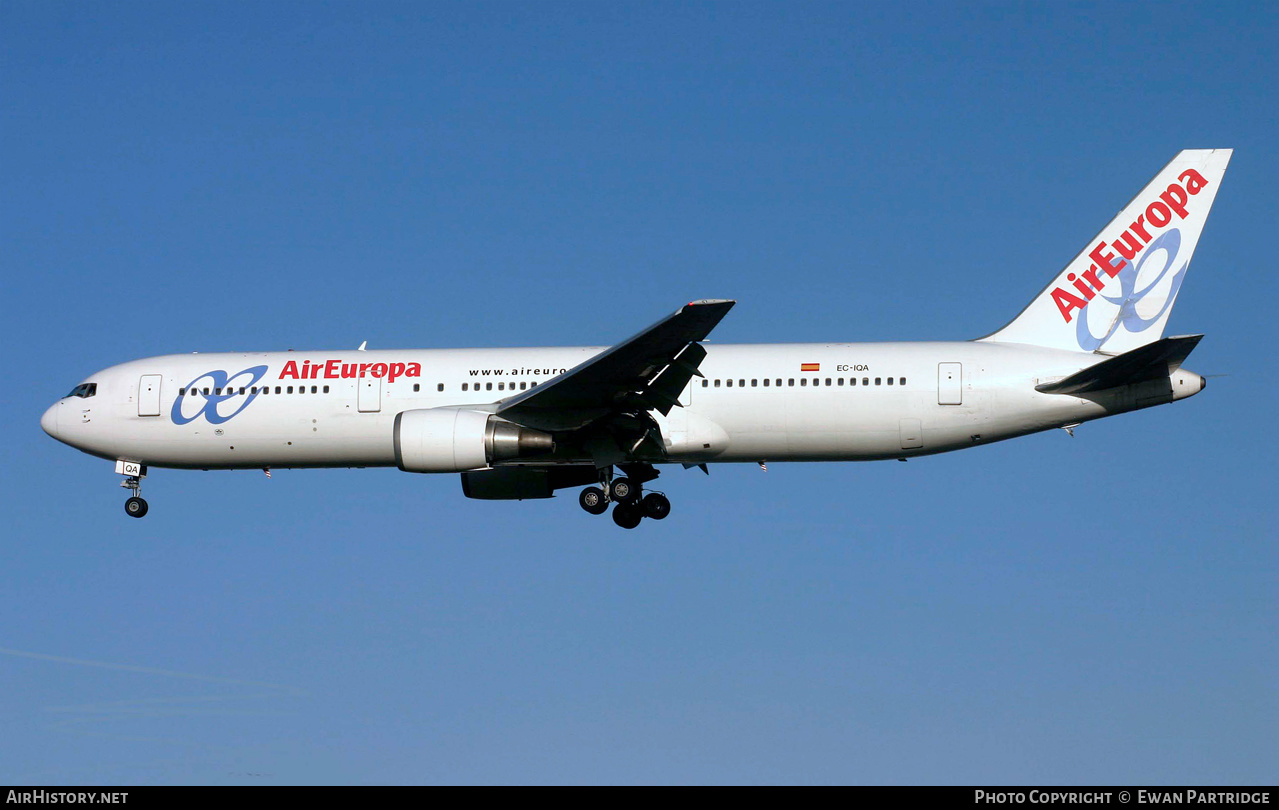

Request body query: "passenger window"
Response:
[275, 386, 281, 394]
[837, 378, 844, 386]
[715, 379, 721, 388]
[763, 378, 770, 387]
[776, 379, 782, 387]
[751, 379, 758, 387]
[875, 377, 881, 385]
[180, 388, 187, 395]
[726, 379, 733, 387]
[204, 388, 210, 395]
[900, 377, 906, 385]
[862, 378, 868, 386]
[739, 379, 745, 387]
[788, 379, 794, 387]
[702, 380, 709, 387]
[215, 388, 223, 395]
[486, 383, 493, 391]
[323, 385, 330, 393]
[310, 385, 317, 393]
[287, 386, 293, 394]
[437, 383, 444, 392]
[800, 378, 806, 386]
[887, 377, 894, 385]
[520, 382, 527, 390]
[825, 378, 831, 386]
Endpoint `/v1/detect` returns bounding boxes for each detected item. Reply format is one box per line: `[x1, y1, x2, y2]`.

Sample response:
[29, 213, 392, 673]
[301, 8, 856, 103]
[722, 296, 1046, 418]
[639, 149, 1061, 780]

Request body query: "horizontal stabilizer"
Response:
[1036, 335, 1203, 395]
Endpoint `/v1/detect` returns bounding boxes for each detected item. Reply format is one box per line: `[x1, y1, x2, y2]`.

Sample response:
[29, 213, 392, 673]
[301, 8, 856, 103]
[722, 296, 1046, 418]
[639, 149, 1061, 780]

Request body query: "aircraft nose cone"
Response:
[40, 403, 59, 439]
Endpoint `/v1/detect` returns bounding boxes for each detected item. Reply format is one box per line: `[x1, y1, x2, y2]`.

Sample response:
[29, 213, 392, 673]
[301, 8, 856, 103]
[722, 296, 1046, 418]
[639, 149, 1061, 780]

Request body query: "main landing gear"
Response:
[578, 466, 671, 529]
[116, 460, 149, 518]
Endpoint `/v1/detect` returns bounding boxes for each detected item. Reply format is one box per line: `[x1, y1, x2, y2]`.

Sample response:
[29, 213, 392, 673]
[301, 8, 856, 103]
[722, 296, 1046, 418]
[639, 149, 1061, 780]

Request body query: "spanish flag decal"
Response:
[800, 363, 820, 372]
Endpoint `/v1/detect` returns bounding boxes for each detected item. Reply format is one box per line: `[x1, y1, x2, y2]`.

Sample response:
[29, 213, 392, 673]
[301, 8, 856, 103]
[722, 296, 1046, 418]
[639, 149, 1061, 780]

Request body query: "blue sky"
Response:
[3, 1, 1275, 785]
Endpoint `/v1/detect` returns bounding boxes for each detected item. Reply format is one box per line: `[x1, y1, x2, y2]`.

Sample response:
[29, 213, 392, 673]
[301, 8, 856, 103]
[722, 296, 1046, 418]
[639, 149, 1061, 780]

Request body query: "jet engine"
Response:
[394, 408, 554, 473]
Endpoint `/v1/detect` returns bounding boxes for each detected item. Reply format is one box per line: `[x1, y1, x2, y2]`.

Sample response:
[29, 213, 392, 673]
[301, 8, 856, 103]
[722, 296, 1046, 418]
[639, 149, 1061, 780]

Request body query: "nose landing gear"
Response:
[124, 494, 148, 518]
[116, 460, 149, 519]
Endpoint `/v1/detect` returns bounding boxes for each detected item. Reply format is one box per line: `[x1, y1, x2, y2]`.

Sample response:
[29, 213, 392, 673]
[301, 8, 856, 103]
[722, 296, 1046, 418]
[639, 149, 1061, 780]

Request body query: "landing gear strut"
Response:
[117, 460, 149, 519]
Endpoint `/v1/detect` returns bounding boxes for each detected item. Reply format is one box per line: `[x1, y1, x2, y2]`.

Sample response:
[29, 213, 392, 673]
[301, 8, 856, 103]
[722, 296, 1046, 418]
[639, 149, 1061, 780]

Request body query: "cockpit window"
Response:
[65, 383, 97, 399]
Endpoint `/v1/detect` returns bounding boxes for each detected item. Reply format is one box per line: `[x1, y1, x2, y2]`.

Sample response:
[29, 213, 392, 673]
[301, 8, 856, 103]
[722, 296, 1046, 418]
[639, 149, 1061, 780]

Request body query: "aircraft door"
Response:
[938, 363, 962, 405]
[138, 375, 162, 417]
[358, 376, 381, 413]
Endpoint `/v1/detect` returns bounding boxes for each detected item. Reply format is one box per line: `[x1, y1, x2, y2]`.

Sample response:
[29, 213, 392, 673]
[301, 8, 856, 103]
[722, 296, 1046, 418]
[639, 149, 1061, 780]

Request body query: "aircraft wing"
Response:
[496, 299, 735, 431]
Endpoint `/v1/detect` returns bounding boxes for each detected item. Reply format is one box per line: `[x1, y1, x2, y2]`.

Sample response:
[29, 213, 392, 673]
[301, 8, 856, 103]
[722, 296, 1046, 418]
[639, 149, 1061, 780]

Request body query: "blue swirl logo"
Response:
[172, 366, 269, 425]
[1076, 228, 1188, 351]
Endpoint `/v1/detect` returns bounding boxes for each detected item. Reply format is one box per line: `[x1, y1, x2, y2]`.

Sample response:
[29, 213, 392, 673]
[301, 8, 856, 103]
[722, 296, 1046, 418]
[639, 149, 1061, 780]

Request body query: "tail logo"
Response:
[1074, 228, 1188, 351]
[1050, 168, 1209, 339]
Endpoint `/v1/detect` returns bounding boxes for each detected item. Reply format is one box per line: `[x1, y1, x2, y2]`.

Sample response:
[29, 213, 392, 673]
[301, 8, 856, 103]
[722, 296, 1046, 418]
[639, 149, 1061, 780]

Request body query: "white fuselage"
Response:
[40, 341, 1204, 470]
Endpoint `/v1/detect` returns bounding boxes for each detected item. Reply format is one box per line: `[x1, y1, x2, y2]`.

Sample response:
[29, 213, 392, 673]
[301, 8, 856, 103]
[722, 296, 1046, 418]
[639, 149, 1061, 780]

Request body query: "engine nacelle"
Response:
[394, 408, 555, 473]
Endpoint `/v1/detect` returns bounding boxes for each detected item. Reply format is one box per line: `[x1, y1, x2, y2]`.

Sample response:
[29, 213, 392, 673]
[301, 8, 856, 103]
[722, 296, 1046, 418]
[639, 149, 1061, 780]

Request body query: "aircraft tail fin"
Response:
[980, 149, 1231, 354]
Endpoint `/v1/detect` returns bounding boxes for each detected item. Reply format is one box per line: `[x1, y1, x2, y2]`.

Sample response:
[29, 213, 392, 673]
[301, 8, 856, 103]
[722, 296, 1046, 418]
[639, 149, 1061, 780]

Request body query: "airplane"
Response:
[42, 149, 1231, 528]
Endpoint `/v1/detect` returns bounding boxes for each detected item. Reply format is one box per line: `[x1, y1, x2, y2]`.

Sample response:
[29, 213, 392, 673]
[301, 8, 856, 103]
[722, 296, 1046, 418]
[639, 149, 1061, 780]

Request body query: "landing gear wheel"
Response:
[610, 477, 637, 503]
[125, 496, 149, 518]
[612, 501, 642, 529]
[579, 486, 608, 515]
[641, 492, 671, 520]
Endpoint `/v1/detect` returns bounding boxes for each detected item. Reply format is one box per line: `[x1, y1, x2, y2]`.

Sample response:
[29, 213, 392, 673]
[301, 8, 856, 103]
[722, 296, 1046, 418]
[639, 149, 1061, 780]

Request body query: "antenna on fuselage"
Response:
[357, 341, 367, 351]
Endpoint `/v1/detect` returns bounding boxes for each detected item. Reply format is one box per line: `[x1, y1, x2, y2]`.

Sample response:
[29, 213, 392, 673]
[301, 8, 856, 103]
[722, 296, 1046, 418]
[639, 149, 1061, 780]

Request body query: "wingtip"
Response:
[685, 298, 736, 307]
